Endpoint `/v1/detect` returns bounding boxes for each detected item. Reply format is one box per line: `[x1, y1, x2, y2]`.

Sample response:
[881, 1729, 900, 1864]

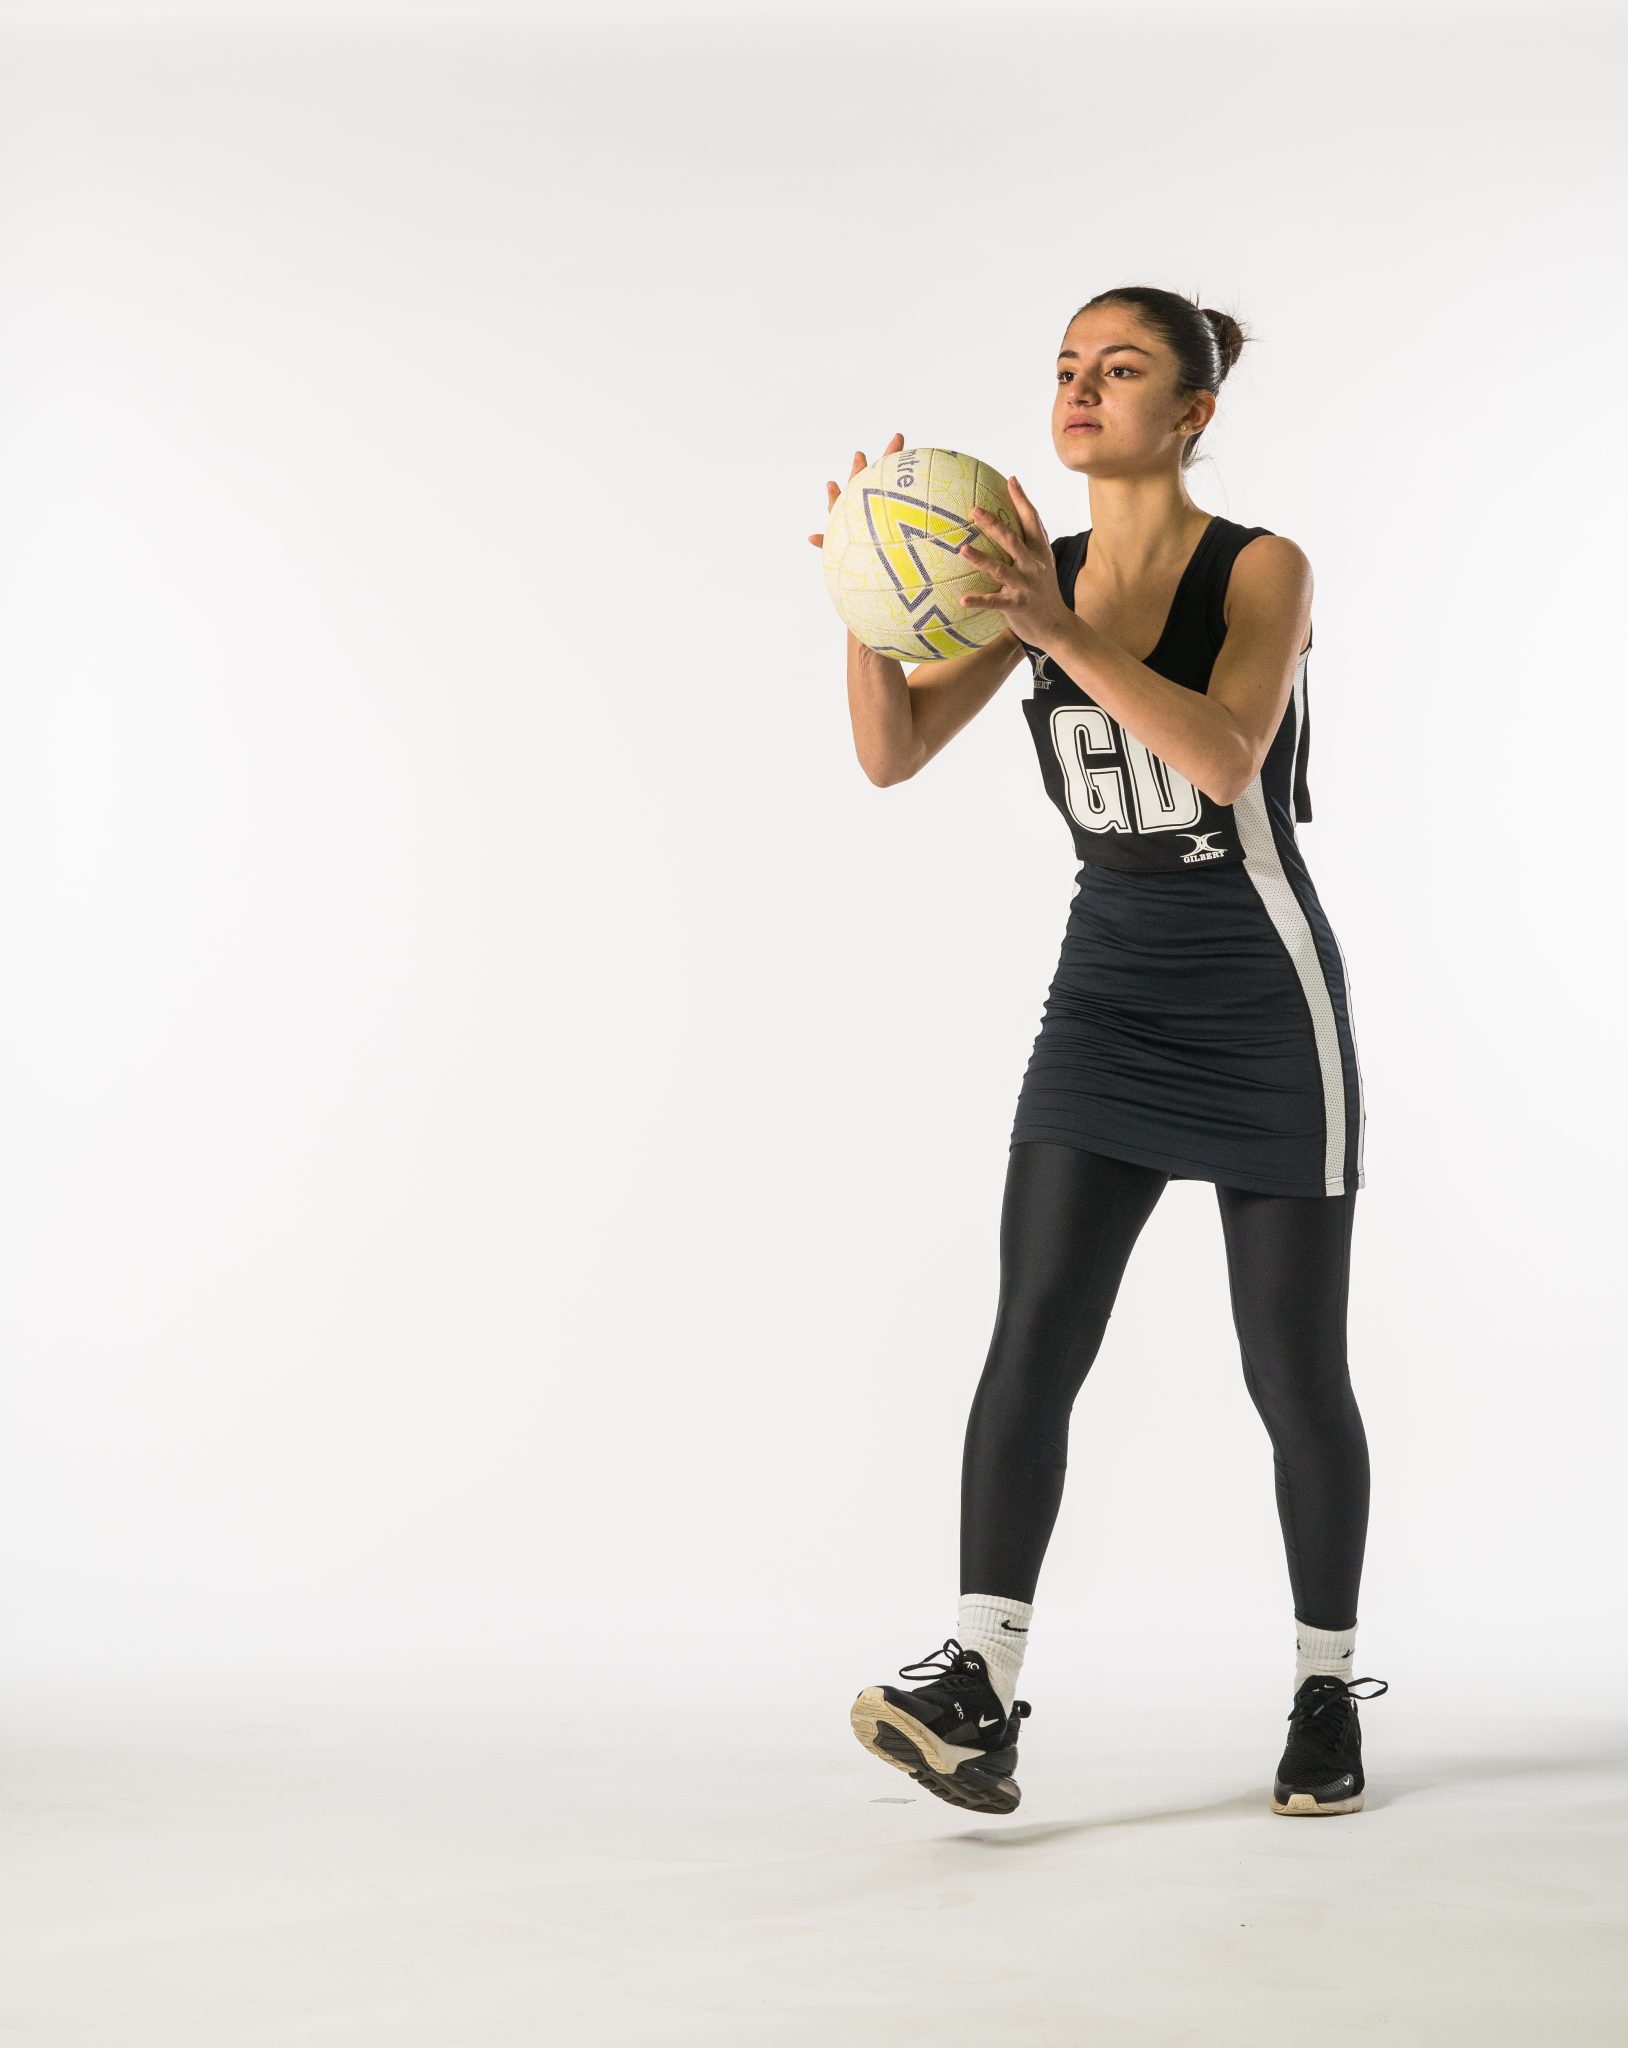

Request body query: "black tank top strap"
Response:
[1198, 517, 1276, 656]
[1050, 530, 1087, 605]
[1193, 518, 1315, 824]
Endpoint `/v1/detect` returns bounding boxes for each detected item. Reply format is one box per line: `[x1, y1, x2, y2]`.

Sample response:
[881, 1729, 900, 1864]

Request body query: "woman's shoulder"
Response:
[1207, 521, 1313, 643]
[1227, 523, 1311, 572]
[1217, 512, 1309, 551]
[1215, 517, 1311, 584]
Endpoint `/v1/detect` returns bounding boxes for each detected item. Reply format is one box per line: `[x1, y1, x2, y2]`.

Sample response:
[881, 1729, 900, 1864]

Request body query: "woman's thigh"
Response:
[1213, 1182, 1358, 1398]
[988, 1142, 1170, 1390]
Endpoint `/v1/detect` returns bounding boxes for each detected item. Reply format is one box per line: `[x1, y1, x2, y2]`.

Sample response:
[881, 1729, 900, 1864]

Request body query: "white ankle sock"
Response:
[1295, 1616, 1356, 1689]
[957, 1592, 1033, 1716]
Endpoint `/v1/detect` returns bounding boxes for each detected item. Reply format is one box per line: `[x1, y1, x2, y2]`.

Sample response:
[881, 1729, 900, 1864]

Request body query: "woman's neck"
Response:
[1083, 485, 1212, 583]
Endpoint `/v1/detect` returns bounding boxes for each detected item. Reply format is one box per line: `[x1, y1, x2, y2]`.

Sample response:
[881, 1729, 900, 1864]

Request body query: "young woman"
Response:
[813, 286, 1387, 1819]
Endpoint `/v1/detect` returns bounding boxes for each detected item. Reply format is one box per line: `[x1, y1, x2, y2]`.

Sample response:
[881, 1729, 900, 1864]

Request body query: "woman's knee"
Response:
[970, 1307, 1111, 1446]
[1241, 1347, 1363, 1439]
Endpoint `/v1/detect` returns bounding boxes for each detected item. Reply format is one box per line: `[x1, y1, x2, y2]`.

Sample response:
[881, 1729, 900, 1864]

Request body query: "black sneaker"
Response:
[1272, 1672, 1389, 1815]
[850, 1637, 1032, 1815]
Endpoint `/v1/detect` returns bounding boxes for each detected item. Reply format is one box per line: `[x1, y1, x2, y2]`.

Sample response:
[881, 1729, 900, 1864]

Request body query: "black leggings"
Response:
[960, 1141, 1367, 1630]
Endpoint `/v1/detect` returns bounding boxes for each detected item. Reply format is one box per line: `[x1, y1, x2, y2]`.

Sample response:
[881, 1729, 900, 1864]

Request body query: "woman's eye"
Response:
[1056, 368, 1137, 384]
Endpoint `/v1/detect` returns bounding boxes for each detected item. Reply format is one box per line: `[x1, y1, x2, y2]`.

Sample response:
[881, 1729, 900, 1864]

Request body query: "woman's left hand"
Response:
[956, 478, 1073, 647]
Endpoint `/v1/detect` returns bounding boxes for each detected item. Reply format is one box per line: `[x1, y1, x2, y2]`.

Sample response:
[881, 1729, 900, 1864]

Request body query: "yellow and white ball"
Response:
[823, 446, 1018, 660]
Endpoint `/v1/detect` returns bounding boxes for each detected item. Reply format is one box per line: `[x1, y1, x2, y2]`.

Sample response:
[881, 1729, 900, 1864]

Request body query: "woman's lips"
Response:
[1065, 423, 1100, 433]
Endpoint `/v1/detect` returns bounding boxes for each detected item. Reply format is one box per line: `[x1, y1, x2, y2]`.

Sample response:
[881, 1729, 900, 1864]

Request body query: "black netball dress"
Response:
[1009, 514, 1366, 1199]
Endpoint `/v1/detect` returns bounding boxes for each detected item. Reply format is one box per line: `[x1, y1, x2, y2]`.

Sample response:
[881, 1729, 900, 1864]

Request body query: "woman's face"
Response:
[1052, 310, 1210, 476]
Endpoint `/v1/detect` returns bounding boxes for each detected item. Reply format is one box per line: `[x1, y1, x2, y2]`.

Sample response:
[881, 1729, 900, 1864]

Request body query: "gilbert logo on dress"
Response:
[1178, 830, 1228, 864]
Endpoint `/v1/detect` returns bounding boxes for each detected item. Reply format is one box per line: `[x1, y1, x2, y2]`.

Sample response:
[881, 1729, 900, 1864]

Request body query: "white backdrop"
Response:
[0, 0, 1622, 1732]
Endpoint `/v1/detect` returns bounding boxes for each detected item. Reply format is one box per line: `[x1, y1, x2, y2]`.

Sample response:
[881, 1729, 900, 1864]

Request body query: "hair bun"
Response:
[1198, 306, 1246, 376]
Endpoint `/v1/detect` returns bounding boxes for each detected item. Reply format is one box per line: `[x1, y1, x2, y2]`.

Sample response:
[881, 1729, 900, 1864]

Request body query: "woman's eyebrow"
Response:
[1057, 343, 1154, 361]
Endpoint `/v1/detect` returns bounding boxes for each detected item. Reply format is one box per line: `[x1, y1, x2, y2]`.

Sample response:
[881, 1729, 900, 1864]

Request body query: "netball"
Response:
[821, 446, 1020, 660]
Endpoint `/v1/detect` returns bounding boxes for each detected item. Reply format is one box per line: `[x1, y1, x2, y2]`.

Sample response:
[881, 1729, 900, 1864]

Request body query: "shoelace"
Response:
[1287, 1674, 1389, 1720]
[1284, 1674, 1388, 1764]
[895, 1637, 1032, 1722]
[897, 1637, 978, 1685]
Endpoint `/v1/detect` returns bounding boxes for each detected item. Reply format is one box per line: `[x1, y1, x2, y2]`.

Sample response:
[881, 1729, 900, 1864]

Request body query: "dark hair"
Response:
[1066, 285, 1250, 469]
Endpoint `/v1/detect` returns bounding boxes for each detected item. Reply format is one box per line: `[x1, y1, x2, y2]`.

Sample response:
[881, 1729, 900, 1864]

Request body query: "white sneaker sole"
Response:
[849, 1687, 1020, 1814]
[1272, 1786, 1365, 1815]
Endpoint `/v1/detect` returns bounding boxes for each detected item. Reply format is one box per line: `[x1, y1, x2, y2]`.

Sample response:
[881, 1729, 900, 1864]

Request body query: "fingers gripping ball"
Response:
[823, 447, 1019, 660]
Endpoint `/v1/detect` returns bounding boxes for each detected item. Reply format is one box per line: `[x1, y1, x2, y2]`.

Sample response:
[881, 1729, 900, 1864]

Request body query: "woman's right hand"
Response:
[808, 432, 904, 549]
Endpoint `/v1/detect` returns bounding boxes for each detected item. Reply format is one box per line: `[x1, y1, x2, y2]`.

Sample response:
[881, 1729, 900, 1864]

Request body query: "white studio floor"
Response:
[4, 1689, 1624, 2047]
